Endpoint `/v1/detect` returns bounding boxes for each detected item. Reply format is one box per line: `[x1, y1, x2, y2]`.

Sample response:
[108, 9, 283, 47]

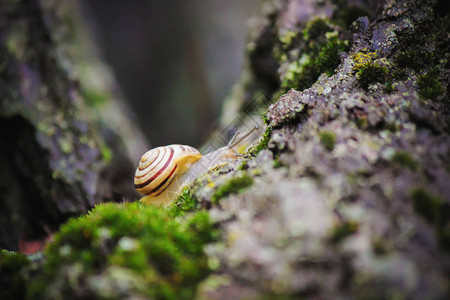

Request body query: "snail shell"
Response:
[134, 145, 201, 198]
[134, 126, 259, 206]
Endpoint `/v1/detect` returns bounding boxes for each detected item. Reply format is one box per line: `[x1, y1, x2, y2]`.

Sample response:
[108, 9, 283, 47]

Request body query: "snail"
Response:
[134, 126, 259, 206]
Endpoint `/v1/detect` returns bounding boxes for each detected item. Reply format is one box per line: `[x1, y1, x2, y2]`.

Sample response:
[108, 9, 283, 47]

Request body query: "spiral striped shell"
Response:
[134, 145, 201, 197]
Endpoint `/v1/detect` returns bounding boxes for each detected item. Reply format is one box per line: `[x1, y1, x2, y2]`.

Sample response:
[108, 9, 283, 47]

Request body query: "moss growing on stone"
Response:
[212, 175, 254, 203]
[417, 72, 445, 101]
[356, 63, 388, 90]
[329, 221, 359, 244]
[319, 131, 337, 151]
[391, 151, 419, 171]
[0, 250, 30, 300]
[28, 202, 217, 299]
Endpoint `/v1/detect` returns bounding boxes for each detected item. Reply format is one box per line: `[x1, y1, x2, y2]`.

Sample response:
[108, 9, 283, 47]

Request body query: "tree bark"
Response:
[195, 0, 450, 298]
[0, 0, 146, 251]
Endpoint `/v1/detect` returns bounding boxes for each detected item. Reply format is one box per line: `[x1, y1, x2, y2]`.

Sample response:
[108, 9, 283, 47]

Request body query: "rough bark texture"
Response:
[0, 0, 146, 251]
[194, 0, 450, 298]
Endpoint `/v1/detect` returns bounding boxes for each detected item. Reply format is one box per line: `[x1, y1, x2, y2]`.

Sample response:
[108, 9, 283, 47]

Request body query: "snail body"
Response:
[134, 127, 258, 206]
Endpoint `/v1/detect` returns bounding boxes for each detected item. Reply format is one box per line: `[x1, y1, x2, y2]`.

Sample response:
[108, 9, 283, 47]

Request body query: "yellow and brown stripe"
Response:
[134, 145, 202, 198]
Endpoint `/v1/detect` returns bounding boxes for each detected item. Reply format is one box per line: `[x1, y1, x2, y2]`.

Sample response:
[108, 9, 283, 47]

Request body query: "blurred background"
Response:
[80, 0, 259, 147]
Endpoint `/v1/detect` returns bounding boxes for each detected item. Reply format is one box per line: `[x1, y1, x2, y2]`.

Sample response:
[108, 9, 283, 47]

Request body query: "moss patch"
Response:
[28, 202, 217, 299]
[391, 151, 419, 171]
[100, 143, 113, 163]
[279, 17, 348, 91]
[237, 160, 249, 171]
[417, 72, 445, 101]
[329, 221, 359, 244]
[248, 125, 272, 156]
[169, 187, 200, 217]
[0, 250, 30, 300]
[395, 50, 435, 72]
[212, 175, 254, 203]
[356, 63, 388, 90]
[81, 88, 108, 107]
[372, 237, 391, 256]
[319, 131, 337, 151]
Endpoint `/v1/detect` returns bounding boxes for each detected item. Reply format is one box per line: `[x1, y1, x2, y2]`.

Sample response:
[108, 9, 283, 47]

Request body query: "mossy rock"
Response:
[28, 202, 217, 300]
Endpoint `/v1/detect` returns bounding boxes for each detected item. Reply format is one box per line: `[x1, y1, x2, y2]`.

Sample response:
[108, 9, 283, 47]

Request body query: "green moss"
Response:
[272, 158, 285, 168]
[262, 112, 269, 125]
[280, 17, 348, 91]
[169, 187, 200, 217]
[384, 81, 394, 94]
[411, 188, 442, 224]
[395, 50, 434, 72]
[417, 72, 445, 101]
[81, 88, 108, 107]
[279, 30, 297, 46]
[372, 237, 391, 256]
[0, 250, 30, 300]
[28, 202, 217, 299]
[357, 63, 388, 90]
[329, 221, 359, 244]
[391, 151, 419, 171]
[319, 131, 337, 151]
[248, 125, 272, 156]
[100, 144, 113, 163]
[237, 160, 249, 170]
[302, 17, 333, 41]
[212, 175, 254, 203]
